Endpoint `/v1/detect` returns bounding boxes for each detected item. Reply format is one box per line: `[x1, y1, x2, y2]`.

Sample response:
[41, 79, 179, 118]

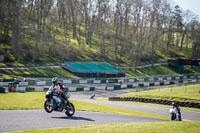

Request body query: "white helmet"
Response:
[52, 77, 58, 84]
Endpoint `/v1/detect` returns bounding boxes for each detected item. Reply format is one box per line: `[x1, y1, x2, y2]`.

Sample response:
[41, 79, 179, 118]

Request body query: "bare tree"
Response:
[190, 21, 200, 59]
[130, 0, 150, 70]
[96, 0, 110, 58]
[180, 10, 198, 50]
[68, 0, 79, 39]
[173, 5, 183, 47]
[81, 0, 98, 47]
[10, 0, 24, 60]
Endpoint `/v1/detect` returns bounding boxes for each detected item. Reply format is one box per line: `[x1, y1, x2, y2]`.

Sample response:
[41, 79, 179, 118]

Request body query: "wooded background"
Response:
[0, 0, 200, 68]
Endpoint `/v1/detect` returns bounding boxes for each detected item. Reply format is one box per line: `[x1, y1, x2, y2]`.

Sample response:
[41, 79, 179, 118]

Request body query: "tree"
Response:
[180, 10, 198, 50]
[96, 0, 110, 58]
[173, 5, 183, 47]
[0, 0, 12, 44]
[131, 0, 150, 70]
[68, 0, 79, 39]
[190, 21, 200, 59]
[10, 0, 24, 60]
[81, 0, 98, 47]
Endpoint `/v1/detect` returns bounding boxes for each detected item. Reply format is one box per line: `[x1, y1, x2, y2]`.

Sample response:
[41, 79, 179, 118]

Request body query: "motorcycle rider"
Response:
[44, 77, 75, 116]
[49, 77, 66, 107]
[171, 102, 182, 121]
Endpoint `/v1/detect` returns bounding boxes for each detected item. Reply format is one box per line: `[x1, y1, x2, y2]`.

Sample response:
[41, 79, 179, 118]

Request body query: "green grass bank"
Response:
[11, 121, 200, 133]
[1, 64, 200, 81]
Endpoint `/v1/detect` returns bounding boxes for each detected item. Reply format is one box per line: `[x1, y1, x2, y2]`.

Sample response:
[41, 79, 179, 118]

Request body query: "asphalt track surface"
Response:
[1, 86, 200, 132]
[70, 87, 200, 121]
[71, 99, 200, 121]
[0, 110, 168, 132]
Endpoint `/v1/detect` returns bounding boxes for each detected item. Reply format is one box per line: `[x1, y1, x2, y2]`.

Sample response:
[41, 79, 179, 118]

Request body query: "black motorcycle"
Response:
[44, 88, 75, 117]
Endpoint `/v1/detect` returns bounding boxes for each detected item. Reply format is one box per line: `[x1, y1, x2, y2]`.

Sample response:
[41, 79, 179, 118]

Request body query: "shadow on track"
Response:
[51, 116, 95, 121]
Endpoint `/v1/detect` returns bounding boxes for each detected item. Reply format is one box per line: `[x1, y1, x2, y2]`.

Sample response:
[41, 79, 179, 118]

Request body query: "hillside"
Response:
[0, 0, 200, 80]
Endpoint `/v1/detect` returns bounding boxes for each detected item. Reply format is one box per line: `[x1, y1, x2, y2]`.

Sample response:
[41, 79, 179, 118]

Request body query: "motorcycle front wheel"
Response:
[44, 99, 55, 113]
[171, 113, 177, 120]
[65, 102, 75, 117]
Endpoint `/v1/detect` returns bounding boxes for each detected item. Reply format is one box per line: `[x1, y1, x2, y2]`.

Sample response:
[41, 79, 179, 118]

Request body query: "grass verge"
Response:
[118, 84, 200, 103]
[11, 121, 200, 133]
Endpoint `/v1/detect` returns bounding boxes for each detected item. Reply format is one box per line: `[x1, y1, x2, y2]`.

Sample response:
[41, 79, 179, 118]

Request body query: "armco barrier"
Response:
[15, 87, 26, 92]
[109, 97, 200, 109]
[0, 87, 6, 93]
[9, 86, 95, 92]
[105, 79, 200, 91]
[26, 87, 35, 92]
[0, 74, 200, 87]
[0, 82, 9, 87]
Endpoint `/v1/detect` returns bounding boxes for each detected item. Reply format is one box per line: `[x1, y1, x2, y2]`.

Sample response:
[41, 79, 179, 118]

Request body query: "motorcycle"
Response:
[169, 107, 181, 121]
[44, 88, 75, 117]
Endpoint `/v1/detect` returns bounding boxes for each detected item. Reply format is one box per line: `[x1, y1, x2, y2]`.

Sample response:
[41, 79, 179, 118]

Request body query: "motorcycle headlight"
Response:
[169, 108, 176, 114]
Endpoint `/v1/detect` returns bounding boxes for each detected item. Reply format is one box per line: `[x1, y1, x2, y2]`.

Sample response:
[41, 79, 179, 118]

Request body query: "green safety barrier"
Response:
[8, 87, 95, 92]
